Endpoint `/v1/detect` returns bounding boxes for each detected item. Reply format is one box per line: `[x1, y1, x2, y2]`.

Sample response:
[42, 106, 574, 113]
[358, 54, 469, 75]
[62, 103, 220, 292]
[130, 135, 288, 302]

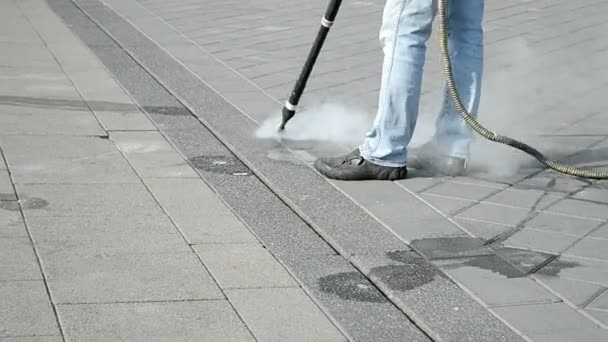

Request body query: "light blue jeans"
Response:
[360, 0, 484, 167]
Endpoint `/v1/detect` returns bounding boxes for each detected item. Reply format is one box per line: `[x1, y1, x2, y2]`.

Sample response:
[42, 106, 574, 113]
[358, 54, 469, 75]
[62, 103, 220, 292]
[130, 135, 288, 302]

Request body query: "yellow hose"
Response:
[437, 0, 608, 179]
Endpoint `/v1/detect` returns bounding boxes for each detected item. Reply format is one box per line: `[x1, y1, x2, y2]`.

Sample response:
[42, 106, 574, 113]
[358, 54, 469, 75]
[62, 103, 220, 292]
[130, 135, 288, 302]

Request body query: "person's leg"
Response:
[434, 0, 484, 161]
[314, 0, 436, 180]
[359, 0, 436, 167]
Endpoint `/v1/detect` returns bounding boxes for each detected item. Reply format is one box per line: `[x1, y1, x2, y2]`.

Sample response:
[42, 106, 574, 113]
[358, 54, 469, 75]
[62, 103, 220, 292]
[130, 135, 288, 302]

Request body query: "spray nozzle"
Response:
[278, 106, 296, 132]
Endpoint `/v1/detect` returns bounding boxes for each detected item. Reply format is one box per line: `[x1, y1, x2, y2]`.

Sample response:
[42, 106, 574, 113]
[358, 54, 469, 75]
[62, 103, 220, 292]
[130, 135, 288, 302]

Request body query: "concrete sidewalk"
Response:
[0, 1, 353, 341]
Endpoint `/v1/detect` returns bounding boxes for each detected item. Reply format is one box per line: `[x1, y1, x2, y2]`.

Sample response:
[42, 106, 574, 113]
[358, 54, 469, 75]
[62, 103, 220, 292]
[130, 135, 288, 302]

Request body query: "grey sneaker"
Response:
[314, 149, 408, 181]
[411, 141, 467, 176]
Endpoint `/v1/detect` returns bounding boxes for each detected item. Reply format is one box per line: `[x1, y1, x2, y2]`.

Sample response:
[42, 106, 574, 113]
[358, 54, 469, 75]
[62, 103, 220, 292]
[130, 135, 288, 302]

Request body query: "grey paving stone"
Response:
[26, 214, 187, 254]
[352, 252, 524, 341]
[423, 181, 501, 202]
[453, 218, 513, 242]
[226, 287, 346, 342]
[484, 188, 563, 210]
[493, 302, 601, 336]
[566, 238, 608, 261]
[145, 178, 259, 244]
[536, 275, 605, 308]
[0, 168, 15, 200]
[15, 183, 161, 217]
[336, 180, 466, 240]
[0, 236, 41, 281]
[41, 249, 222, 303]
[193, 243, 297, 289]
[524, 212, 603, 236]
[95, 110, 157, 131]
[494, 247, 556, 275]
[419, 194, 475, 216]
[111, 131, 199, 178]
[504, 228, 580, 254]
[0, 135, 140, 184]
[585, 309, 608, 326]
[537, 255, 608, 286]
[515, 172, 590, 194]
[545, 199, 608, 220]
[436, 256, 559, 307]
[532, 328, 608, 342]
[0, 104, 105, 136]
[411, 236, 493, 260]
[0, 208, 26, 237]
[0, 281, 60, 337]
[57, 301, 255, 341]
[0, 337, 63, 342]
[573, 187, 608, 204]
[395, 176, 444, 193]
[276, 253, 432, 342]
[456, 202, 531, 227]
[590, 225, 608, 239]
[588, 289, 608, 310]
[0, 44, 57, 68]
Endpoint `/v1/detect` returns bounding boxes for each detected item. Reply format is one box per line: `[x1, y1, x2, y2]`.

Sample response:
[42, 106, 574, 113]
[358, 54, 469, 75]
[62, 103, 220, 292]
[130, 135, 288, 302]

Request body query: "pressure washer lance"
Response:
[279, 0, 608, 179]
[278, 0, 342, 131]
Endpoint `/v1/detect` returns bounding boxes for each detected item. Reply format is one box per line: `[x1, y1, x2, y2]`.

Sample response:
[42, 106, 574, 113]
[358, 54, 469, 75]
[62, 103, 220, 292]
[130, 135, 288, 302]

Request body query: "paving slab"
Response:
[565, 238, 608, 261]
[0, 235, 41, 281]
[493, 247, 556, 275]
[484, 188, 563, 210]
[536, 275, 605, 308]
[453, 218, 513, 242]
[226, 287, 347, 342]
[524, 212, 603, 236]
[456, 202, 532, 227]
[493, 302, 602, 338]
[111, 131, 199, 178]
[15, 183, 161, 217]
[436, 256, 559, 307]
[0, 168, 15, 200]
[590, 225, 608, 239]
[57, 301, 255, 341]
[193, 243, 298, 289]
[0, 104, 105, 136]
[0, 281, 60, 337]
[536, 255, 608, 286]
[0, 135, 140, 184]
[0, 207, 26, 236]
[419, 194, 475, 216]
[40, 249, 222, 303]
[545, 198, 608, 220]
[0, 337, 63, 342]
[95, 110, 156, 131]
[145, 178, 259, 244]
[585, 309, 608, 327]
[531, 328, 608, 342]
[504, 228, 580, 254]
[423, 181, 501, 202]
[25, 214, 187, 254]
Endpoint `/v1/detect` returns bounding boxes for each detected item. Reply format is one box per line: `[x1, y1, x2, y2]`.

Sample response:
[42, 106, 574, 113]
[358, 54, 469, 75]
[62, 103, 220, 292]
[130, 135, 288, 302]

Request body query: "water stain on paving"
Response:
[534, 257, 580, 277]
[189, 155, 251, 176]
[440, 249, 579, 278]
[318, 251, 440, 303]
[0, 196, 48, 211]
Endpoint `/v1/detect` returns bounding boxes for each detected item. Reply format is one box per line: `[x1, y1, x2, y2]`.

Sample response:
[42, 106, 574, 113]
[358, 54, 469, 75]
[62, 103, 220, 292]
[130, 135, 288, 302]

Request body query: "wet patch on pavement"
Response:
[189, 155, 251, 176]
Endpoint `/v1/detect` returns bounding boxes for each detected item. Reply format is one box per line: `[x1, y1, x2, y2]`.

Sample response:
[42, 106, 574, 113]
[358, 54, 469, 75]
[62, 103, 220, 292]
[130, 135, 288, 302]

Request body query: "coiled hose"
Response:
[437, 0, 608, 179]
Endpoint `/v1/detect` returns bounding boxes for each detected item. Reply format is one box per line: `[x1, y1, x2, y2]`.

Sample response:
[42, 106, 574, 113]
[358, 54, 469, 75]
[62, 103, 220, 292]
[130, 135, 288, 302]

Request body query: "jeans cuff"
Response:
[359, 145, 408, 167]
